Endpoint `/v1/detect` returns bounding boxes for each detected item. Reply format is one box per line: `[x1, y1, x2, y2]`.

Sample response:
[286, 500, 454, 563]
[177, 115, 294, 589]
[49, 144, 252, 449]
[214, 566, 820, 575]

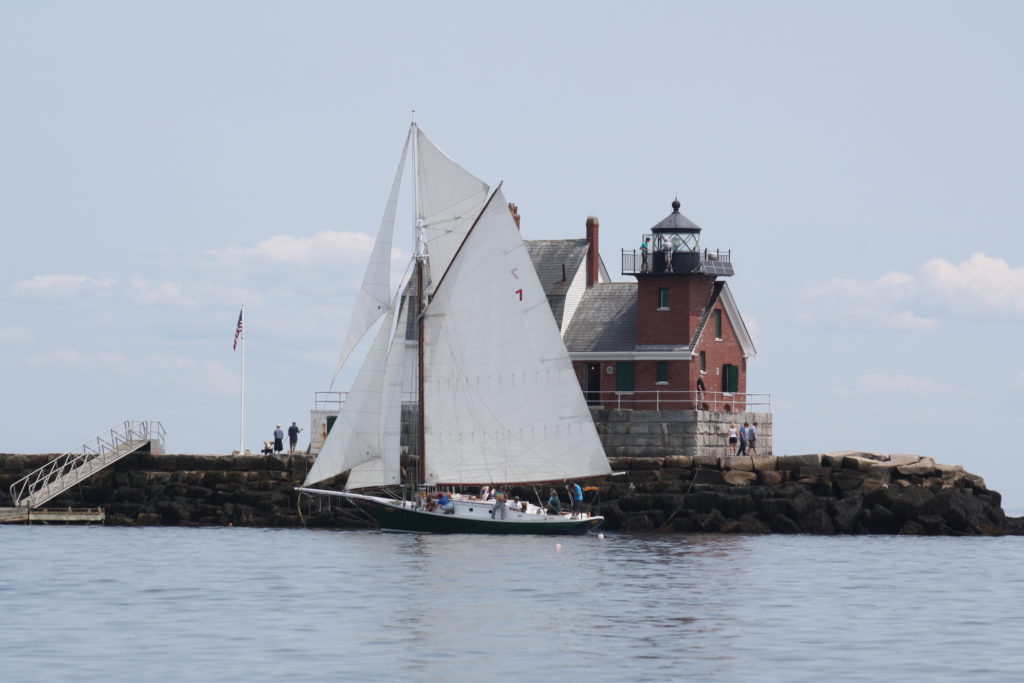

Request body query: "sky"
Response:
[2, 2, 1022, 506]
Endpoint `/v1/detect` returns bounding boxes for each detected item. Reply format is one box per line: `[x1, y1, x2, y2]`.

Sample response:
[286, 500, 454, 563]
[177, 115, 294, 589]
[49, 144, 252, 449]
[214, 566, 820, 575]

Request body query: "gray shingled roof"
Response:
[525, 239, 589, 297]
[562, 283, 637, 352]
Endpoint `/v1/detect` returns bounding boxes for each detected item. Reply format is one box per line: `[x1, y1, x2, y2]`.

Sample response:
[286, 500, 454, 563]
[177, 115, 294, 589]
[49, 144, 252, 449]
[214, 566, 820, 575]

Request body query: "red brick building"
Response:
[525, 199, 757, 412]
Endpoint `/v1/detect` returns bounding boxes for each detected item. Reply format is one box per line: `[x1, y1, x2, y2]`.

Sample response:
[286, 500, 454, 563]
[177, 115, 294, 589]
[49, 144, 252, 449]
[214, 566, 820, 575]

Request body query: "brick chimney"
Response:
[585, 216, 599, 287]
[508, 202, 521, 230]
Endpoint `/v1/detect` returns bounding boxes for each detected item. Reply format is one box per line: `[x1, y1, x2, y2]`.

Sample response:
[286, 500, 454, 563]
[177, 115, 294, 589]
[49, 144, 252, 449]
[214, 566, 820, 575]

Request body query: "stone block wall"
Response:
[591, 409, 772, 459]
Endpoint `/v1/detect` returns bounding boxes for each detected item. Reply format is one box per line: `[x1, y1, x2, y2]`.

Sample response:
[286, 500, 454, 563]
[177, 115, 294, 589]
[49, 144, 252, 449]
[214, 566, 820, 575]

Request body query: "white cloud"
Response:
[28, 350, 194, 371]
[0, 326, 34, 344]
[801, 252, 1023, 329]
[28, 350, 129, 369]
[878, 310, 937, 331]
[852, 373, 956, 395]
[919, 253, 1024, 316]
[13, 274, 115, 296]
[218, 230, 402, 266]
[142, 355, 197, 369]
[129, 278, 197, 307]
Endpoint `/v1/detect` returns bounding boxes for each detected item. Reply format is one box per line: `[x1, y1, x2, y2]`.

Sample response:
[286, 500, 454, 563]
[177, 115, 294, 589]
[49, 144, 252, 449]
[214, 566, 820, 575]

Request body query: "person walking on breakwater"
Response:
[568, 482, 584, 519]
[728, 424, 739, 455]
[287, 421, 302, 453]
[737, 423, 749, 456]
[747, 422, 759, 456]
[272, 425, 284, 454]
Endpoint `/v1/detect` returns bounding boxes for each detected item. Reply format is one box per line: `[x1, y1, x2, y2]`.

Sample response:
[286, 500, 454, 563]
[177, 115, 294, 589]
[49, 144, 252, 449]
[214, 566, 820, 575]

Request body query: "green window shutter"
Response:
[616, 362, 635, 392]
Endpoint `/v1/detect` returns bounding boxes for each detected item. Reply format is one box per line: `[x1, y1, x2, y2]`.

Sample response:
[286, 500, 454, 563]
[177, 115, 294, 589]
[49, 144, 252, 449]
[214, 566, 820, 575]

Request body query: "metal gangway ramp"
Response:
[9, 420, 165, 509]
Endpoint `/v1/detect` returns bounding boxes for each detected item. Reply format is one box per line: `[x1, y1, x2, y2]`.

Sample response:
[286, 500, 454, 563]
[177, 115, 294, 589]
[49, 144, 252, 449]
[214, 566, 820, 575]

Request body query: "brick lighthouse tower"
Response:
[623, 198, 752, 410]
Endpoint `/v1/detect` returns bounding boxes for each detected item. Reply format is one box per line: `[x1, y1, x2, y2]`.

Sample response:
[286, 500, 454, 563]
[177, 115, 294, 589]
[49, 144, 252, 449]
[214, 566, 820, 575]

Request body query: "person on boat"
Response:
[479, 485, 490, 500]
[546, 489, 562, 515]
[436, 492, 454, 515]
[568, 482, 584, 519]
[508, 496, 522, 512]
[272, 425, 284, 453]
[492, 489, 507, 520]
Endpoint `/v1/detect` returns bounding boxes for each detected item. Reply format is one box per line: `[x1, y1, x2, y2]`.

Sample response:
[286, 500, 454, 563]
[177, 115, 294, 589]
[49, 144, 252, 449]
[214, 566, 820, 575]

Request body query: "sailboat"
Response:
[297, 121, 612, 534]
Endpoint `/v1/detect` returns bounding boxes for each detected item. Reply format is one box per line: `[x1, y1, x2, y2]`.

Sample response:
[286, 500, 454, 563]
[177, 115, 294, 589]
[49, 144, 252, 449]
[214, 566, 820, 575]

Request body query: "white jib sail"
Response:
[415, 127, 490, 285]
[305, 298, 398, 487]
[333, 128, 411, 378]
[422, 187, 612, 485]
[343, 288, 409, 490]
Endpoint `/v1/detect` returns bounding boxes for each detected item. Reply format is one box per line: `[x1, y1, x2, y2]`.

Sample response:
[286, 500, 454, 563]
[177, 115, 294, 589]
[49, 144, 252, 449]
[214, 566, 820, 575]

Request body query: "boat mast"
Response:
[411, 114, 426, 490]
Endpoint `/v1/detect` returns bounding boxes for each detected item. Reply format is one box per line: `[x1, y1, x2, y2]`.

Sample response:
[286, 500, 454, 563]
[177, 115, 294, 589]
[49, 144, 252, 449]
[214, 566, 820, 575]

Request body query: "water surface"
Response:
[2, 527, 1022, 681]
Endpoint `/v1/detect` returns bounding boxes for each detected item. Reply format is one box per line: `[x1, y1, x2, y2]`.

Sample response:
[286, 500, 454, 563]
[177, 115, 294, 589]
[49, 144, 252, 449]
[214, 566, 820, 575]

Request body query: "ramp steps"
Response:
[9, 420, 165, 509]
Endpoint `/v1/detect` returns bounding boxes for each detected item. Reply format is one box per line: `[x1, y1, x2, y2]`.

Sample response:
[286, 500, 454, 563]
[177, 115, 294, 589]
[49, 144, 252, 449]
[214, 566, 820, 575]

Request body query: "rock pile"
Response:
[588, 452, 1021, 535]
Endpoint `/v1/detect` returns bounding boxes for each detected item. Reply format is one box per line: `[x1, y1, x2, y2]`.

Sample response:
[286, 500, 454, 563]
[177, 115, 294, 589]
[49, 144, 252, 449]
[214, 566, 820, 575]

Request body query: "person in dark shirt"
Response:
[287, 421, 302, 453]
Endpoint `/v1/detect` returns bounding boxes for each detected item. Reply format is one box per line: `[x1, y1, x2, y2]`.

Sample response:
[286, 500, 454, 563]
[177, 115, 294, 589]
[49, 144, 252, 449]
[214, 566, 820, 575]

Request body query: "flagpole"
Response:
[240, 305, 246, 455]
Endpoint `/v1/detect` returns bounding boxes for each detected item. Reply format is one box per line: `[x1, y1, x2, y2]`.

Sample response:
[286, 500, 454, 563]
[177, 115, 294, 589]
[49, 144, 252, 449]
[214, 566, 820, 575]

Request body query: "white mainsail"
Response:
[415, 128, 490, 284]
[422, 187, 612, 485]
[332, 128, 411, 378]
[305, 296, 399, 488]
[342, 292, 409, 490]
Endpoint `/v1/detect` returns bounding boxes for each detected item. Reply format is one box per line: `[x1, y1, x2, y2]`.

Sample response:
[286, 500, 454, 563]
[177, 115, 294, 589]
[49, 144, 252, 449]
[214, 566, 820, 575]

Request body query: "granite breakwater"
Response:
[1, 451, 1020, 535]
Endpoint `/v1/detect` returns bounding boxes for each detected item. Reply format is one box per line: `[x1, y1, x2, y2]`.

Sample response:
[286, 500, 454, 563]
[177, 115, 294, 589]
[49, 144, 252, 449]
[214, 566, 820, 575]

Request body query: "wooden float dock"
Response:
[0, 507, 105, 524]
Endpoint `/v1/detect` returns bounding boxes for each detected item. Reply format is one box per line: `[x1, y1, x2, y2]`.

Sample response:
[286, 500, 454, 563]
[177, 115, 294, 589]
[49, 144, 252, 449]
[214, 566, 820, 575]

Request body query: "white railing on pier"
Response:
[586, 390, 770, 413]
[9, 420, 165, 509]
[314, 390, 418, 412]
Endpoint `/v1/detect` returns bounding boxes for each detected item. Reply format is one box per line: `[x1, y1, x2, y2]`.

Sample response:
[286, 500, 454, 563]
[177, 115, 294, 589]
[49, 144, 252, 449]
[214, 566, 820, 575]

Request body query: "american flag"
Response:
[233, 308, 244, 350]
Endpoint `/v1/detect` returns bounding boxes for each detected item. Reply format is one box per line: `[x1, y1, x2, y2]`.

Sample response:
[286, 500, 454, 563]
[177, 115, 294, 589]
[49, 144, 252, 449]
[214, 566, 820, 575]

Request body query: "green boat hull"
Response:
[299, 488, 603, 535]
[363, 497, 603, 535]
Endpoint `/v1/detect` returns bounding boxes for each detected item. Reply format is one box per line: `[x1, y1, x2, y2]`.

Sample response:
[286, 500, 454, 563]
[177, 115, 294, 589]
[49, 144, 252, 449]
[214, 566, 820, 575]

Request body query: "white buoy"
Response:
[555, 543, 562, 552]
[597, 533, 604, 539]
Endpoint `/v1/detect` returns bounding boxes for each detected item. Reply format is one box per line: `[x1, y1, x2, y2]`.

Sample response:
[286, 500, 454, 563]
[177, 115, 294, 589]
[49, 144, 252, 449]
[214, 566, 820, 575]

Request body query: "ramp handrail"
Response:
[9, 420, 165, 508]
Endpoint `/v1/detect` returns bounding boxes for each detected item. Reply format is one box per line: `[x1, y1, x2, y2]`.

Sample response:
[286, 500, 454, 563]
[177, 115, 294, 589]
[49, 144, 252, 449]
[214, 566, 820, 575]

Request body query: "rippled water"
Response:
[2, 526, 1022, 681]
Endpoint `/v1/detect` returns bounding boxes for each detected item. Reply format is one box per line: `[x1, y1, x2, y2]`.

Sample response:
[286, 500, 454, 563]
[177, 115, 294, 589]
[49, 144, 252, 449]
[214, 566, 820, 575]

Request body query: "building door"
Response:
[585, 363, 601, 405]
